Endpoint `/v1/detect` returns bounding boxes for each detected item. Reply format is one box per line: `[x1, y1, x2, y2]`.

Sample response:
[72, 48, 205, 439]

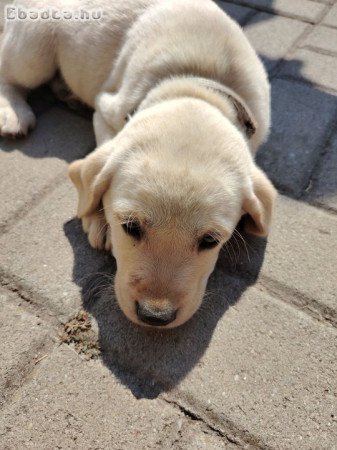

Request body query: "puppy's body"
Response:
[1, 0, 269, 149]
[0, 0, 276, 328]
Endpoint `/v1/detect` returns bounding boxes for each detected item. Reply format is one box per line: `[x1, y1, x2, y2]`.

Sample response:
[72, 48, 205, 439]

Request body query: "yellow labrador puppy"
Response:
[0, 0, 276, 328]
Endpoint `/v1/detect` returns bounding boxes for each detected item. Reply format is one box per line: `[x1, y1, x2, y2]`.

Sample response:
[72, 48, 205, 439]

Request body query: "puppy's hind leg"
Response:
[0, 22, 57, 137]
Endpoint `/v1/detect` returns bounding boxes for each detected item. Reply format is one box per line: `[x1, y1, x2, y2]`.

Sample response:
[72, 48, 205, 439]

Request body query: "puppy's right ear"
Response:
[242, 165, 277, 237]
[68, 144, 114, 218]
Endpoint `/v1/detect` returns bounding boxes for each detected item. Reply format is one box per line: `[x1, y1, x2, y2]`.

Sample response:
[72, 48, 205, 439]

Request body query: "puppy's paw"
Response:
[82, 210, 112, 251]
[0, 105, 36, 138]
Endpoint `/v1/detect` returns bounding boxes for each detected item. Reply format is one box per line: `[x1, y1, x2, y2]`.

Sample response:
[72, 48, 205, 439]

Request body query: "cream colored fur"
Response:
[0, 0, 276, 328]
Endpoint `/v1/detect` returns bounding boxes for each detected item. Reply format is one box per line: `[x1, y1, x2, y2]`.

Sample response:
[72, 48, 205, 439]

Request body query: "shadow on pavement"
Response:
[64, 218, 267, 398]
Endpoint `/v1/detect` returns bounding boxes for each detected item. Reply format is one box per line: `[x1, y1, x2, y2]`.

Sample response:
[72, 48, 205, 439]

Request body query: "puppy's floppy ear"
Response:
[68, 144, 115, 218]
[242, 165, 277, 236]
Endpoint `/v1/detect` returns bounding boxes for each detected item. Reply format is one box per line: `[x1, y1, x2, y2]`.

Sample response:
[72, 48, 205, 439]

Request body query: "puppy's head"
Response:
[69, 99, 276, 328]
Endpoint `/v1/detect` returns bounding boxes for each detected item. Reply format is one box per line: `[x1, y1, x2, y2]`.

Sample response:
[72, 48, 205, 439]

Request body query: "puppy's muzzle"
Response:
[136, 300, 177, 326]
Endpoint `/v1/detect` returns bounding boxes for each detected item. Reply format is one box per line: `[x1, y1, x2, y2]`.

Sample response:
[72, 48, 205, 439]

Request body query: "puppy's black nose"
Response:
[136, 301, 177, 326]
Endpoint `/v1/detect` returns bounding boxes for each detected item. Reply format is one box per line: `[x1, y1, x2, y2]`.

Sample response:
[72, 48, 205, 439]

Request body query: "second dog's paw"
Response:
[0, 105, 36, 138]
[82, 210, 112, 251]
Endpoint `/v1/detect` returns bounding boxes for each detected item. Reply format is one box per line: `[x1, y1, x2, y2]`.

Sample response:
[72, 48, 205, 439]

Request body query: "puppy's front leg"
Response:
[0, 19, 57, 137]
[82, 209, 112, 251]
[93, 110, 118, 146]
[0, 80, 36, 138]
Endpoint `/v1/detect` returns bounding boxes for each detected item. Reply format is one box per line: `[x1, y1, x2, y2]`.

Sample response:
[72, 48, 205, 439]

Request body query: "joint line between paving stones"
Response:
[257, 275, 337, 328]
[306, 199, 337, 216]
[0, 172, 68, 236]
[163, 400, 231, 442]
[301, 104, 337, 202]
[320, 22, 337, 31]
[0, 269, 63, 325]
[162, 395, 273, 449]
[298, 44, 337, 58]
[221, 0, 325, 25]
[0, 261, 114, 325]
[314, 2, 335, 24]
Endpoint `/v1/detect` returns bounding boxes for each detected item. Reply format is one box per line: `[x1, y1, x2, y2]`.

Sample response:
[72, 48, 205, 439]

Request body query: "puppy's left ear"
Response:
[242, 165, 277, 236]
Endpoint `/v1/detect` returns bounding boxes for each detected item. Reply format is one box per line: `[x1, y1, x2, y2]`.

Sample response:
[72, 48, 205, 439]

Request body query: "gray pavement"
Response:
[1, 1, 337, 448]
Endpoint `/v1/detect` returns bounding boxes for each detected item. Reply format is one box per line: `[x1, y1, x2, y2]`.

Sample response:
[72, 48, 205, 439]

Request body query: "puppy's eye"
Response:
[198, 234, 219, 250]
[122, 221, 142, 240]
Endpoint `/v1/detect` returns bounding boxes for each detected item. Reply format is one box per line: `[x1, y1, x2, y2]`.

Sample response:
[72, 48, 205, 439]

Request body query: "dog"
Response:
[0, 0, 276, 328]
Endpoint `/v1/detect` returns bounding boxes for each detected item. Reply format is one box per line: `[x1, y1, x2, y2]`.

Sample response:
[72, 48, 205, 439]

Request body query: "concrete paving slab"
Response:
[300, 25, 337, 54]
[0, 344, 233, 449]
[260, 195, 337, 323]
[306, 131, 337, 211]
[225, 0, 326, 23]
[257, 78, 337, 196]
[280, 48, 337, 91]
[0, 287, 53, 407]
[0, 107, 95, 234]
[244, 13, 308, 71]
[322, 3, 337, 28]
[0, 180, 111, 322]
